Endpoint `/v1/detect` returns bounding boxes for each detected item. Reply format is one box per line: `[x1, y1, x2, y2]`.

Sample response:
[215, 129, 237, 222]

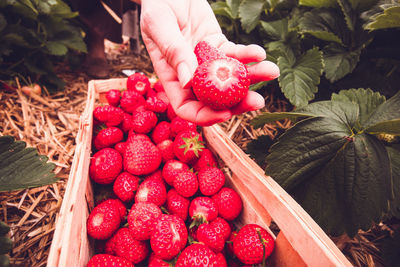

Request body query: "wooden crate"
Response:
[47, 78, 352, 267]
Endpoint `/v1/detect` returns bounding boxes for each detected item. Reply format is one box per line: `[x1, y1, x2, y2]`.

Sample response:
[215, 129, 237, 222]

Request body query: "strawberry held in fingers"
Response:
[192, 57, 250, 110]
[194, 41, 226, 66]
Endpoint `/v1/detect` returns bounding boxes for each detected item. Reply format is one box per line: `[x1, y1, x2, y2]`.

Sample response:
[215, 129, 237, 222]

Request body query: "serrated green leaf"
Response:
[366, 120, 400, 135]
[337, 0, 356, 31]
[46, 41, 68, 55]
[0, 136, 58, 191]
[323, 43, 361, 82]
[299, 0, 336, 8]
[387, 145, 400, 218]
[227, 0, 241, 18]
[251, 112, 315, 128]
[49, 0, 78, 19]
[365, 91, 400, 130]
[260, 18, 289, 40]
[331, 88, 386, 126]
[277, 47, 324, 107]
[299, 9, 344, 44]
[11, 0, 38, 20]
[239, 0, 265, 33]
[211, 2, 234, 19]
[349, 0, 379, 12]
[365, 4, 400, 30]
[3, 33, 30, 47]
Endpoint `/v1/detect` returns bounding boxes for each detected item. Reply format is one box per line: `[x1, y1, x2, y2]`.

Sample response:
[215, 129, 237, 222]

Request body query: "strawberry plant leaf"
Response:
[337, 0, 356, 31]
[260, 18, 289, 41]
[227, 0, 241, 18]
[239, 0, 266, 33]
[46, 41, 68, 56]
[364, 2, 400, 31]
[348, 0, 379, 12]
[251, 112, 315, 128]
[365, 120, 400, 135]
[277, 47, 324, 107]
[211, 1, 234, 19]
[0, 136, 58, 192]
[364, 90, 400, 130]
[387, 145, 400, 218]
[322, 43, 361, 82]
[299, 0, 337, 8]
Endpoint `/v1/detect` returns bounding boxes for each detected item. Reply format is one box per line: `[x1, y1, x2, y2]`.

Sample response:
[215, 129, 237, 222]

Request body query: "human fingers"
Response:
[230, 91, 266, 115]
[175, 101, 232, 126]
[247, 60, 280, 83]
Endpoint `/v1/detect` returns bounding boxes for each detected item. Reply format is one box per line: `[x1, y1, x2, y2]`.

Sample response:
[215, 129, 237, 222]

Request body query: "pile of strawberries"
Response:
[86, 42, 274, 267]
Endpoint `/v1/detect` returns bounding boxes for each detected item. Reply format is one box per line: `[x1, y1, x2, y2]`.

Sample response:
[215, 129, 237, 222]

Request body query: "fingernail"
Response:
[177, 62, 193, 89]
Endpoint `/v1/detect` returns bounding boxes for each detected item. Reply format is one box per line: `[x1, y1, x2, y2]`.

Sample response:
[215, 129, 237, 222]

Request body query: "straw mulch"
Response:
[0, 40, 392, 267]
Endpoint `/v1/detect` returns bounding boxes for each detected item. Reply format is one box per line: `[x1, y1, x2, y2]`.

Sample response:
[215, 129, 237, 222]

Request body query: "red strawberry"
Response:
[135, 178, 167, 207]
[194, 41, 226, 66]
[128, 202, 162, 240]
[113, 172, 140, 202]
[153, 80, 164, 92]
[120, 90, 146, 113]
[157, 139, 175, 163]
[197, 223, 225, 253]
[150, 214, 188, 260]
[212, 187, 242, 221]
[193, 148, 218, 171]
[166, 104, 177, 121]
[106, 198, 127, 220]
[114, 141, 127, 155]
[94, 127, 124, 150]
[87, 200, 122, 240]
[173, 130, 205, 164]
[189, 197, 218, 227]
[162, 159, 189, 186]
[173, 170, 198, 198]
[112, 227, 150, 264]
[127, 72, 151, 95]
[89, 148, 122, 184]
[166, 188, 190, 221]
[146, 87, 158, 98]
[226, 230, 237, 257]
[120, 113, 135, 132]
[106, 89, 121, 107]
[151, 121, 171, 144]
[124, 134, 162, 175]
[144, 169, 165, 184]
[215, 253, 228, 267]
[211, 217, 231, 240]
[175, 243, 218, 267]
[233, 224, 275, 265]
[198, 167, 225, 196]
[170, 117, 197, 137]
[148, 252, 170, 267]
[87, 254, 133, 267]
[131, 110, 158, 134]
[93, 105, 124, 127]
[192, 57, 250, 110]
[146, 95, 168, 113]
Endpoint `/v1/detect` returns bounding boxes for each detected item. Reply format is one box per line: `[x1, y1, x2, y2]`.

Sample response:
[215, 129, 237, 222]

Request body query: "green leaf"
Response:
[49, 0, 78, 19]
[364, 91, 400, 130]
[0, 136, 58, 191]
[249, 81, 268, 92]
[323, 43, 361, 82]
[251, 112, 315, 128]
[246, 135, 276, 168]
[239, 0, 265, 33]
[349, 0, 379, 12]
[364, 4, 400, 31]
[46, 41, 68, 55]
[299, 9, 344, 44]
[260, 18, 288, 41]
[387, 145, 400, 218]
[337, 0, 357, 31]
[211, 2, 234, 19]
[299, 0, 336, 8]
[3, 33, 29, 47]
[227, 0, 241, 18]
[366, 120, 400, 135]
[277, 47, 324, 107]
[331, 88, 386, 126]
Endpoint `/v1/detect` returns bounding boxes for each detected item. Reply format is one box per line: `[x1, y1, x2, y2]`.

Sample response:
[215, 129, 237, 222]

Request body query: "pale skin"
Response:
[132, 0, 280, 126]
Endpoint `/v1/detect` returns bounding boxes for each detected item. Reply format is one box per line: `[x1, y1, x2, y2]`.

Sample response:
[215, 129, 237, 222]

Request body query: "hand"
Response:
[140, 0, 280, 126]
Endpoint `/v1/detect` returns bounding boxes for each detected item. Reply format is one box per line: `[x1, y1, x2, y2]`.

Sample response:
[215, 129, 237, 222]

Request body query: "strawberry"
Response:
[135, 178, 167, 207]
[144, 169, 165, 184]
[197, 223, 226, 253]
[131, 110, 158, 134]
[113, 172, 140, 202]
[87, 200, 122, 240]
[198, 167, 225, 196]
[87, 254, 133, 267]
[146, 95, 168, 113]
[233, 224, 275, 265]
[120, 90, 146, 113]
[153, 80, 164, 92]
[89, 148, 122, 184]
[192, 57, 250, 110]
[114, 141, 127, 155]
[162, 159, 189, 186]
[193, 148, 218, 171]
[150, 214, 188, 260]
[166, 188, 190, 221]
[194, 41, 226, 66]
[112, 227, 150, 264]
[106, 198, 127, 220]
[124, 134, 162, 175]
[212, 187, 242, 221]
[120, 113, 135, 133]
[215, 253, 228, 267]
[173, 170, 198, 198]
[146, 87, 158, 98]
[106, 89, 121, 107]
[151, 121, 171, 144]
[173, 130, 204, 164]
[226, 230, 237, 257]
[166, 104, 177, 121]
[128, 202, 162, 240]
[93, 105, 124, 127]
[93, 127, 124, 150]
[157, 139, 175, 163]
[170, 117, 197, 137]
[175, 243, 218, 267]
[148, 252, 170, 267]
[189, 197, 218, 227]
[127, 72, 151, 95]
[211, 217, 231, 240]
